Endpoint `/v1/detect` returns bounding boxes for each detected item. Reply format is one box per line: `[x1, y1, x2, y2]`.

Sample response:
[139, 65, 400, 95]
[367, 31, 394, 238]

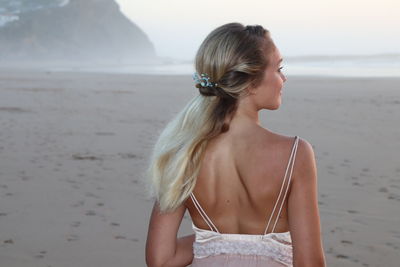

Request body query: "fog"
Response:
[0, 0, 160, 68]
[116, 0, 400, 60]
[0, 0, 399, 74]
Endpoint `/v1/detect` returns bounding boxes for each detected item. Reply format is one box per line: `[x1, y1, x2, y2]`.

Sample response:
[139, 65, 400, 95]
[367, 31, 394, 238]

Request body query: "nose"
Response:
[281, 73, 287, 82]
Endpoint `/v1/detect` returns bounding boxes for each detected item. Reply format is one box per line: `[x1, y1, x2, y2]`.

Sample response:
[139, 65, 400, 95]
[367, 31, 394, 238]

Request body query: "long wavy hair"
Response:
[146, 22, 276, 212]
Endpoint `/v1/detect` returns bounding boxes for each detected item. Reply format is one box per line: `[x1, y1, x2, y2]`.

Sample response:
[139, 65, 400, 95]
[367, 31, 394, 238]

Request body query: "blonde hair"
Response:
[146, 22, 276, 212]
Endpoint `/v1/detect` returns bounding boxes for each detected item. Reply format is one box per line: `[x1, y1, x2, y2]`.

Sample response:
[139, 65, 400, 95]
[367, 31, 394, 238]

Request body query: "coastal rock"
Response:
[0, 0, 157, 63]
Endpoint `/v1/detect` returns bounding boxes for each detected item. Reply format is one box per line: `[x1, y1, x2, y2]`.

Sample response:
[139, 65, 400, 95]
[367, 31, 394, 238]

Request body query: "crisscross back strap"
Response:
[264, 136, 300, 235]
[190, 192, 220, 233]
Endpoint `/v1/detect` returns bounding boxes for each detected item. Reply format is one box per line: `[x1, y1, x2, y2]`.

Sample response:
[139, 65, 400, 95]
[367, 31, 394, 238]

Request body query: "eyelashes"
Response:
[278, 66, 284, 72]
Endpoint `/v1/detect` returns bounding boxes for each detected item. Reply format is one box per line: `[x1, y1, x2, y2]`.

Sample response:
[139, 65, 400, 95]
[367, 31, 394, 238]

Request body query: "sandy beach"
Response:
[0, 67, 399, 267]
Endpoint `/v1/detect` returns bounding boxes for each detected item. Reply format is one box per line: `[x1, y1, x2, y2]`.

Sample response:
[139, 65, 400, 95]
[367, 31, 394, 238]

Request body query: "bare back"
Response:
[186, 126, 300, 235]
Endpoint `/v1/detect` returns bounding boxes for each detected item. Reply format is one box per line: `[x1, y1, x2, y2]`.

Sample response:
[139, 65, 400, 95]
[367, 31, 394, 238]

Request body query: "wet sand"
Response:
[0, 68, 399, 267]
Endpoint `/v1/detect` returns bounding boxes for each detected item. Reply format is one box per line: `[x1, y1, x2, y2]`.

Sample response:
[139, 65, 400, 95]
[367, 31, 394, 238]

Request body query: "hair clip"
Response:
[192, 72, 218, 87]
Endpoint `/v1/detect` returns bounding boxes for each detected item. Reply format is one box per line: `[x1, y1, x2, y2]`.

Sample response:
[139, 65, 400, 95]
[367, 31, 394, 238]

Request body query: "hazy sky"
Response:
[115, 0, 400, 60]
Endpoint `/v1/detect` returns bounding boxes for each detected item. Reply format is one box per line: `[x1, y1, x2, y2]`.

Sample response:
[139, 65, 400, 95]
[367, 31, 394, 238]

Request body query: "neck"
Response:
[231, 95, 260, 123]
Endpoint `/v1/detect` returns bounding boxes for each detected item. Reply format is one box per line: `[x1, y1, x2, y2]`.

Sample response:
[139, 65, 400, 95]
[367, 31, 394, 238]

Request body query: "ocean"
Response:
[49, 54, 400, 78]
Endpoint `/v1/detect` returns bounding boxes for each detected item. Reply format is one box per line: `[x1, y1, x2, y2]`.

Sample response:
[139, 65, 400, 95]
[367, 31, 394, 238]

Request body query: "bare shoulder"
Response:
[296, 137, 315, 159]
[256, 129, 305, 150]
[257, 131, 317, 184]
[287, 137, 326, 265]
[261, 131, 315, 167]
[292, 136, 317, 179]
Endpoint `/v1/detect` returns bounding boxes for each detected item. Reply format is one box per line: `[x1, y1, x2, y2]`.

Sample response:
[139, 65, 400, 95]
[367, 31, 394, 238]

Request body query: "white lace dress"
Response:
[190, 136, 299, 267]
[191, 223, 293, 266]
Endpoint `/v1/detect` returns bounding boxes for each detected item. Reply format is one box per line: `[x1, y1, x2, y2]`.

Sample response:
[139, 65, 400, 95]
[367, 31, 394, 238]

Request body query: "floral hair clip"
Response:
[192, 72, 218, 88]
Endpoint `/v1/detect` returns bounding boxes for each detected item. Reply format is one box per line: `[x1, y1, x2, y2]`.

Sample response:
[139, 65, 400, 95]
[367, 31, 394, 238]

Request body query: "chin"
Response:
[264, 100, 281, 110]
[275, 101, 282, 110]
[270, 104, 280, 110]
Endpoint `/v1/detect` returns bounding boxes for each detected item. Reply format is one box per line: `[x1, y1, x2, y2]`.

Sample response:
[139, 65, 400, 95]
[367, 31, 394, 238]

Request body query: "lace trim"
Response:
[193, 238, 293, 266]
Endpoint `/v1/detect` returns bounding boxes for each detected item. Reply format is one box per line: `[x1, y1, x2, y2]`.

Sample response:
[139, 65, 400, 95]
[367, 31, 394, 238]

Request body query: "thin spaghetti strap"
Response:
[271, 136, 299, 233]
[190, 192, 220, 233]
[264, 136, 299, 235]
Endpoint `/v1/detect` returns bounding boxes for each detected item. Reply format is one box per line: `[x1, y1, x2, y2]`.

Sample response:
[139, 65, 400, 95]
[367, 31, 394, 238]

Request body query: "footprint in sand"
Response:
[70, 221, 81, 228]
[378, 187, 388, 193]
[71, 200, 85, 208]
[34, 251, 47, 259]
[72, 154, 102, 161]
[65, 179, 82, 188]
[0, 107, 31, 113]
[366, 245, 376, 252]
[118, 153, 138, 159]
[84, 192, 101, 199]
[352, 218, 368, 225]
[110, 222, 120, 227]
[385, 242, 399, 250]
[341, 240, 353, 245]
[347, 210, 358, 214]
[388, 193, 400, 201]
[20, 175, 30, 181]
[335, 254, 349, 259]
[335, 253, 359, 263]
[85, 210, 96, 216]
[66, 234, 79, 242]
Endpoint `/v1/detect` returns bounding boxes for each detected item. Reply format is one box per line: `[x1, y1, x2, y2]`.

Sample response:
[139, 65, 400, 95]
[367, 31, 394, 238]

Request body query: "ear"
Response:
[246, 84, 258, 96]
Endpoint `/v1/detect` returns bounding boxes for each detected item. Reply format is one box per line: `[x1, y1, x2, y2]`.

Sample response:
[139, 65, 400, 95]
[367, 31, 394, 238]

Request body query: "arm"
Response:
[145, 201, 195, 267]
[288, 138, 326, 267]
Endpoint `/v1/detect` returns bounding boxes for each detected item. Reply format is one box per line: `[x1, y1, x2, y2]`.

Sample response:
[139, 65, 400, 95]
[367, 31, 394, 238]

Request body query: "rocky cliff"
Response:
[0, 0, 157, 63]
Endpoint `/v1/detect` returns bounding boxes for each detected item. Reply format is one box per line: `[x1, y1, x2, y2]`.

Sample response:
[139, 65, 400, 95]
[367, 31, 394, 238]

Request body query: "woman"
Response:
[145, 22, 326, 267]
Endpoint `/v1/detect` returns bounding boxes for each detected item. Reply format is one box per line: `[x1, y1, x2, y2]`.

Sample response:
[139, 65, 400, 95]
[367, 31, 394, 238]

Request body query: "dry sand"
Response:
[0, 68, 399, 267]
